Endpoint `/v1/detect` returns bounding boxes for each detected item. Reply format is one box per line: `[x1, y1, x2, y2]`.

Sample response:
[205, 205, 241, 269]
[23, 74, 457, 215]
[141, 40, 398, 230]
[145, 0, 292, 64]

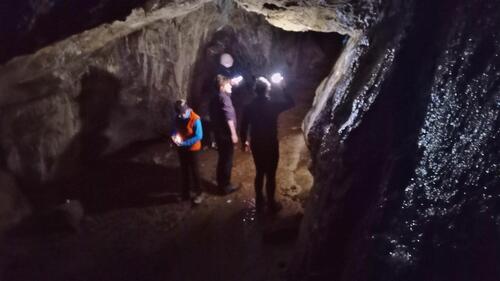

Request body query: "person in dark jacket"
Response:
[171, 100, 204, 204]
[240, 77, 294, 212]
[209, 75, 239, 194]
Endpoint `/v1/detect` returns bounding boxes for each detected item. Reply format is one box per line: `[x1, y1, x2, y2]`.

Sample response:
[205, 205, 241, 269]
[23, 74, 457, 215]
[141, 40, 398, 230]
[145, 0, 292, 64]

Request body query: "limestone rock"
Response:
[0, 1, 218, 183]
[236, 0, 384, 34]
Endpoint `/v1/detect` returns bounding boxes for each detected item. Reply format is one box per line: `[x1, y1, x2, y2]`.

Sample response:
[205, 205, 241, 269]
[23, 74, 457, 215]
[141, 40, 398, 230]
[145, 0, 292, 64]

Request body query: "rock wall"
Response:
[235, 0, 383, 34]
[0, 170, 31, 234]
[0, 0, 149, 64]
[0, 1, 221, 188]
[292, 0, 500, 280]
[0, 0, 342, 198]
[1, 0, 498, 279]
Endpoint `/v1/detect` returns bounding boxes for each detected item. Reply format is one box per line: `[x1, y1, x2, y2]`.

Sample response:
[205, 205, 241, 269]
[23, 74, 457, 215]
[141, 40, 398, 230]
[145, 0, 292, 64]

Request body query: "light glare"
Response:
[220, 53, 234, 68]
[271, 73, 284, 84]
[173, 134, 182, 144]
[231, 75, 243, 85]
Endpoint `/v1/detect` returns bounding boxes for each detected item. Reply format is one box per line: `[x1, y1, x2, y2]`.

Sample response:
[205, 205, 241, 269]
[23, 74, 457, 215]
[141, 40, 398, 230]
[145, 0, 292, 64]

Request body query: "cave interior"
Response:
[0, 0, 499, 281]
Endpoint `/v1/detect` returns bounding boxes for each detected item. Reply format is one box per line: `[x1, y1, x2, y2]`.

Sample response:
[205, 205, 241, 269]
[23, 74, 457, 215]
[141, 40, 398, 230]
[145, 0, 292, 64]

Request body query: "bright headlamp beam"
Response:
[220, 53, 234, 68]
[231, 75, 244, 86]
[270, 72, 284, 84]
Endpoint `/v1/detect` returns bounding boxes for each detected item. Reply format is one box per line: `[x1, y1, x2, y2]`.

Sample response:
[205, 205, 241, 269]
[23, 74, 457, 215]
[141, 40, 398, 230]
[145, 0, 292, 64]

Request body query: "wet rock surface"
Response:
[294, 0, 500, 280]
[235, 0, 383, 34]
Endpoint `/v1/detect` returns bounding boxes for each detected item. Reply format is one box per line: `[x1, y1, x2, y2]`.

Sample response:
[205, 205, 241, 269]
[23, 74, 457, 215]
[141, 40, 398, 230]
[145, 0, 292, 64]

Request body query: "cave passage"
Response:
[1, 12, 346, 281]
[2, 0, 500, 280]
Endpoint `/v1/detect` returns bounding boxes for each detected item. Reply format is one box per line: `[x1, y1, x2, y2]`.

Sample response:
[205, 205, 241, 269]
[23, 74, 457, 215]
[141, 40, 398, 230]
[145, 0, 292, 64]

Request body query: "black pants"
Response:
[201, 118, 213, 148]
[215, 137, 234, 188]
[178, 149, 201, 197]
[251, 141, 279, 203]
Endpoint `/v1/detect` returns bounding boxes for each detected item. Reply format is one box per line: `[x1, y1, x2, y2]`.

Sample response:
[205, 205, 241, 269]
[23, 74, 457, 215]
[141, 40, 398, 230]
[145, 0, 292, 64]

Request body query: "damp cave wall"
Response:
[293, 0, 500, 280]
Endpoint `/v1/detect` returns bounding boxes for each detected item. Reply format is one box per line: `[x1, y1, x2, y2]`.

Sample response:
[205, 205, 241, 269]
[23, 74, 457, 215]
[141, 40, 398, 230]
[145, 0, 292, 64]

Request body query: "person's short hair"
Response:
[214, 74, 231, 91]
[174, 99, 189, 114]
[255, 77, 271, 97]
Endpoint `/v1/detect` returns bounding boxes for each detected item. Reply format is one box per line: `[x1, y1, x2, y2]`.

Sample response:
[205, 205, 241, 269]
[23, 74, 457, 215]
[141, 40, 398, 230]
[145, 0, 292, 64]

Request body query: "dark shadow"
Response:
[79, 67, 120, 164]
[200, 178, 219, 195]
[34, 69, 185, 214]
[108, 138, 167, 160]
[189, 27, 255, 113]
[70, 159, 181, 214]
[66, 136, 185, 214]
[15, 67, 122, 209]
[188, 27, 256, 148]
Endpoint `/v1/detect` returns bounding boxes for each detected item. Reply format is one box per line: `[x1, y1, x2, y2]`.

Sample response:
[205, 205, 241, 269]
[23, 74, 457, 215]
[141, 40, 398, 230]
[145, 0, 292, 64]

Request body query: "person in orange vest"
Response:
[171, 99, 204, 204]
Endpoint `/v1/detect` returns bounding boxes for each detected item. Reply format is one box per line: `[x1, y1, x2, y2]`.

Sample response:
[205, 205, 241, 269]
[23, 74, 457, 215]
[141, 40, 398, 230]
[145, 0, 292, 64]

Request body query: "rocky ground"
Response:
[0, 80, 314, 281]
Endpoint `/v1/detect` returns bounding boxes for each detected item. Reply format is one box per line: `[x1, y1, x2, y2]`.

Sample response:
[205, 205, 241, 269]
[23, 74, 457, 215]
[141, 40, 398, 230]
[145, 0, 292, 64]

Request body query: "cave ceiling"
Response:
[0, 0, 384, 64]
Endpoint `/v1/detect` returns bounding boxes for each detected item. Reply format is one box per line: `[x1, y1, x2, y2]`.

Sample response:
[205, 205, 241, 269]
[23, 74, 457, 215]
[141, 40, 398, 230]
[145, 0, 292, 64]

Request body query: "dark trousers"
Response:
[201, 118, 213, 148]
[251, 142, 279, 203]
[215, 137, 234, 188]
[178, 149, 201, 197]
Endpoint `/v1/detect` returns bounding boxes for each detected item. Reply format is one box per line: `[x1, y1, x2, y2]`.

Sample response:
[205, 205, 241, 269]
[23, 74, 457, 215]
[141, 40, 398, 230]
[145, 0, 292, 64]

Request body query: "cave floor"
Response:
[0, 81, 314, 281]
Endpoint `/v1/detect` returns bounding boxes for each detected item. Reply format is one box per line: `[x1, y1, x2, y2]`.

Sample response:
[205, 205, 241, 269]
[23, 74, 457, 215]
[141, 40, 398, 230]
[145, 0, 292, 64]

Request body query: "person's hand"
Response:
[171, 135, 182, 146]
[241, 141, 250, 152]
[231, 133, 239, 144]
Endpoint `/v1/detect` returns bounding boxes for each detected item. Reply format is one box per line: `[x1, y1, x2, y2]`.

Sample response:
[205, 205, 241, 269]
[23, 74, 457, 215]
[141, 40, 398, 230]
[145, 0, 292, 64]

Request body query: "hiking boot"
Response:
[192, 193, 205, 205]
[211, 142, 218, 150]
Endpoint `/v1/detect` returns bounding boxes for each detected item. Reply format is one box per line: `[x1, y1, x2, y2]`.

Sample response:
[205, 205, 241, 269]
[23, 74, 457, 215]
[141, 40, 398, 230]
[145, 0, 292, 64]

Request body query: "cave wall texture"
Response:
[0, 1, 219, 188]
[0, 0, 341, 202]
[292, 0, 500, 280]
[0, 0, 499, 280]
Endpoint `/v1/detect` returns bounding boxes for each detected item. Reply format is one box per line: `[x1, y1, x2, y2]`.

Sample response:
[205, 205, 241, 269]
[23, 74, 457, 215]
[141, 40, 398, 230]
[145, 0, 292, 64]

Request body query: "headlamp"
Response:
[231, 75, 244, 86]
[270, 72, 284, 84]
[220, 53, 234, 68]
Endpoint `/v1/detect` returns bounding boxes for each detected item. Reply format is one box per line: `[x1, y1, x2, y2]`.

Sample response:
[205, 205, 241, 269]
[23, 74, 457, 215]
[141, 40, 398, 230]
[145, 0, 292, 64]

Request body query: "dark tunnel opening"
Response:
[189, 27, 345, 111]
[188, 26, 346, 151]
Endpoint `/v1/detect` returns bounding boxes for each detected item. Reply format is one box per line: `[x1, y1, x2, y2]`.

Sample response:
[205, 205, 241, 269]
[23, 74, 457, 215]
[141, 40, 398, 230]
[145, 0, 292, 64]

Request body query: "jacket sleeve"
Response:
[220, 94, 236, 121]
[180, 119, 203, 147]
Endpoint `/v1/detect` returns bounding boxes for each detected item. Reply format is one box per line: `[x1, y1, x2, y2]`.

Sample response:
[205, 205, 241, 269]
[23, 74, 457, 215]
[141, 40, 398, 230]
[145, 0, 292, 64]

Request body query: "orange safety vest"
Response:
[176, 111, 202, 151]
